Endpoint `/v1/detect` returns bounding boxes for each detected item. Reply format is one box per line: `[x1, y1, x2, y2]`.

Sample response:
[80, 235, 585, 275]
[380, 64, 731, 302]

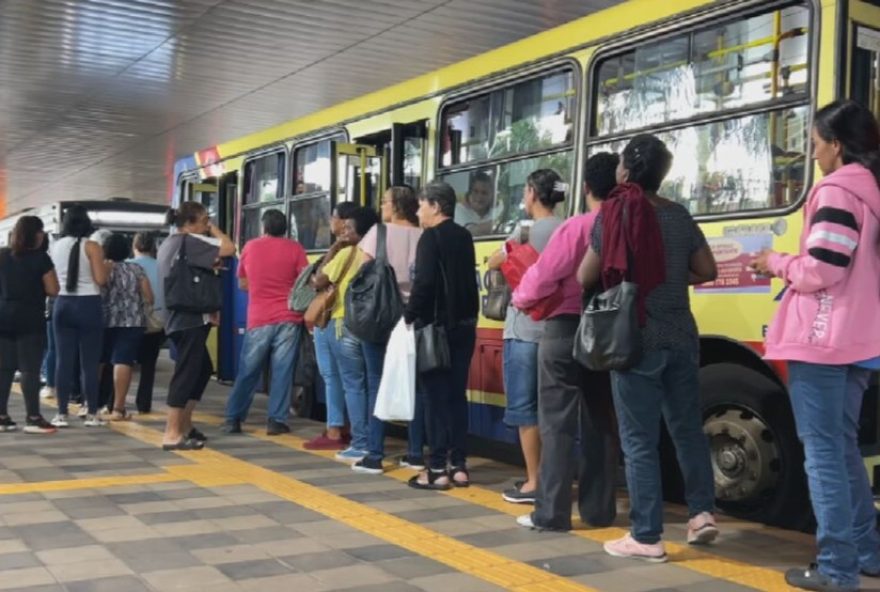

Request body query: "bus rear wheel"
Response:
[699, 363, 811, 531]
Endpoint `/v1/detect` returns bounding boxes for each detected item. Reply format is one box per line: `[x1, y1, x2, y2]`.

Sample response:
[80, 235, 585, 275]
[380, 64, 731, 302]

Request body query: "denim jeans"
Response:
[362, 339, 387, 461]
[225, 322, 302, 424]
[788, 362, 880, 588]
[328, 321, 369, 452]
[42, 318, 55, 387]
[421, 322, 476, 471]
[502, 338, 539, 427]
[314, 323, 345, 429]
[53, 296, 103, 415]
[611, 347, 715, 544]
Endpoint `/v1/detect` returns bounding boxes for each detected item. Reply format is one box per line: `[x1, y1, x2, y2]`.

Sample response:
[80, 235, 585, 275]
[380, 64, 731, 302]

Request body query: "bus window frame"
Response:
[289, 130, 349, 253]
[584, 0, 819, 223]
[434, 59, 582, 241]
[239, 146, 288, 248]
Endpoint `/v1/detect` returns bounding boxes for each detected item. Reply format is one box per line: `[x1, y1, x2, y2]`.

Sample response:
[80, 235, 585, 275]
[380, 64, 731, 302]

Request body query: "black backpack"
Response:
[344, 224, 404, 343]
[164, 235, 223, 314]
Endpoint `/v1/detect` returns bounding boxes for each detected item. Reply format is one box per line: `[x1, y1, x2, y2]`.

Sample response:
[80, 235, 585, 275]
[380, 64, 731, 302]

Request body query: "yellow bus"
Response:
[172, 0, 880, 529]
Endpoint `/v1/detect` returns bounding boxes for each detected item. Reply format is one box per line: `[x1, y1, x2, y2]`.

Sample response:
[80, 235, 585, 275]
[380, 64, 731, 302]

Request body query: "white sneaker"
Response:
[83, 415, 106, 427]
[76, 404, 88, 418]
[40, 386, 55, 400]
[604, 533, 668, 563]
[516, 514, 535, 529]
[50, 414, 69, 428]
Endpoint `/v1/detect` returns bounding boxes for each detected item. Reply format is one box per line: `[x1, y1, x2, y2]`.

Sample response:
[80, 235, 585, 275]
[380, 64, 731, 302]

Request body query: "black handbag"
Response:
[415, 242, 452, 374]
[572, 205, 643, 371]
[164, 235, 223, 314]
[345, 224, 404, 343]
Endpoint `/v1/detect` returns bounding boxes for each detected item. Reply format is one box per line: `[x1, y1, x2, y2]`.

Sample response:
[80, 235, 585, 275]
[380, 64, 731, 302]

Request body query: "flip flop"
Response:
[162, 438, 205, 451]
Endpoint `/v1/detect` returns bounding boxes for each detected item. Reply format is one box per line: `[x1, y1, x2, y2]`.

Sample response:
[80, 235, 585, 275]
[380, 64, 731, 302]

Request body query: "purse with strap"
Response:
[572, 204, 642, 371]
[483, 224, 530, 321]
[415, 234, 452, 373]
[164, 235, 223, 314]
[289, 261, 320, 312]
[304, 247, 357, 330]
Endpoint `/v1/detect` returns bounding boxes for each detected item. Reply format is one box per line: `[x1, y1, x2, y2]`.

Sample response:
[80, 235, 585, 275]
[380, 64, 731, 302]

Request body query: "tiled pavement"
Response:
[0, 356, 877, 592]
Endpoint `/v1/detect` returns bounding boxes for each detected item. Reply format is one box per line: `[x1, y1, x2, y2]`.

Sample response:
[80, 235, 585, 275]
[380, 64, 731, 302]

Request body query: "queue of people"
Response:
[0, 99, 877, 592]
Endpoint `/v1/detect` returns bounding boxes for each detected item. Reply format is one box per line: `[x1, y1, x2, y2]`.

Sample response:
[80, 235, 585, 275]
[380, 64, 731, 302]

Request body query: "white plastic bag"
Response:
[374, 318, 416, 421]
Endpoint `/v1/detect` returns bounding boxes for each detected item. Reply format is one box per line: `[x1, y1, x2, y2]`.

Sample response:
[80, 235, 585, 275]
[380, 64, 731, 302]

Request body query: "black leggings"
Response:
[136, 330, 165, 413]
[0, 331, 47, 418]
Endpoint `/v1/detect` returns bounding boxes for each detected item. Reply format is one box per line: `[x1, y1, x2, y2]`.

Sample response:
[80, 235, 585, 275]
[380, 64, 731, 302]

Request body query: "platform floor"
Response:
[0, 357, 876, 592]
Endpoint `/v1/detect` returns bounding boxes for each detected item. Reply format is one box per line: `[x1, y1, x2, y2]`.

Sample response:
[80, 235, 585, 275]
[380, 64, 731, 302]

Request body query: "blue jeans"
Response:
[328, 321, 369, 451]
[362, 339, 387, 461]
[225, 322, 302, 424]
[611, 347, 715, 544]
[314, 323, 345, 429]
[53, 296, 103, 415]
[502, 339, 539, 427]
[42, 318, 55, 387]
[789, 362, 880, 588]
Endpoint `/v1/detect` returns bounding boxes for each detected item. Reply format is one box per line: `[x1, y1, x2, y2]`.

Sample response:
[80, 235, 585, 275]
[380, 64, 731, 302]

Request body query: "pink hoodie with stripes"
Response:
[765, 163, 880, 365]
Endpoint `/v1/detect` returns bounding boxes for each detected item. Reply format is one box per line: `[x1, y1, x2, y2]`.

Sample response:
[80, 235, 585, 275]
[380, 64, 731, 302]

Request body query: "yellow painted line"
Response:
[238, 427, 796, 592]
[104, 420, 599, 592]
[0, 472, 180, 495]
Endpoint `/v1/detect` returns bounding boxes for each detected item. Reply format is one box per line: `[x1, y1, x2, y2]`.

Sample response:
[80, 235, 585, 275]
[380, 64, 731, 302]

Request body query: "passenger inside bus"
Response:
[454, 171, 498, 236]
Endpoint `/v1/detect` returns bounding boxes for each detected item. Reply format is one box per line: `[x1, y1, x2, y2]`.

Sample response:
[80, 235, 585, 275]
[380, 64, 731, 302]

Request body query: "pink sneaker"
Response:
[687, 511, 719, 545]
[604, 534, 667, 563]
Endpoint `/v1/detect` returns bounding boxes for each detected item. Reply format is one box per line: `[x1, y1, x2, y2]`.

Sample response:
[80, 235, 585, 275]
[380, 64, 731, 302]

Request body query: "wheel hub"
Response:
[704, 408, 780, 503]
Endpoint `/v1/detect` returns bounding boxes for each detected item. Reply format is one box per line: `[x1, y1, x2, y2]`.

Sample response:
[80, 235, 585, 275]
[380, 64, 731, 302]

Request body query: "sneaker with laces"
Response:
[0, 416, 17, 432]
[687, 511, 719, 545]
[502, 486, 536, 504]
[39, 386, 55, 400]
[24, 416, 57, 434]
[335, 447, 367, 462]
[352, 456, 384, 475]
[221, 420, 242, 434]
[50, 414, 69, 428]
[785, 564, 858, 592]
[83, 415, 106, 427]
[604, 534, 668, 563]
[399, 455, 426, 470]
[76, 404, 88, 418]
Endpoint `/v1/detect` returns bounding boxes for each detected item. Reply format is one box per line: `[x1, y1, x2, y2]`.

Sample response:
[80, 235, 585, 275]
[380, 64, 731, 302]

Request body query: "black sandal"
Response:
[162, 438, 205, 451]
[408, 469, 451, 491]
[450, 466, 470, 488]
[188, 428, 207, 442]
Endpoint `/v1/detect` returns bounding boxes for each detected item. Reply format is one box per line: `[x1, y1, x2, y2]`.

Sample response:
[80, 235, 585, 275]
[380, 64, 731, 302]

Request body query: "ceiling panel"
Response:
[0, 0, 624, 211]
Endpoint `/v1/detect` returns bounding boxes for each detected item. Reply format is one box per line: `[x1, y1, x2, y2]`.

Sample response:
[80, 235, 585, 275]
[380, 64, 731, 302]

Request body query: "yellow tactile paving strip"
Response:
[0, 472, 179, 495]
[238, 427, 797, 592]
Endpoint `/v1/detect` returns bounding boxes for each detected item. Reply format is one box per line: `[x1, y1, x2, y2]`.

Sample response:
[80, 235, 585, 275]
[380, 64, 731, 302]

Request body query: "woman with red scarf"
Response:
[577, 134, 719, 563]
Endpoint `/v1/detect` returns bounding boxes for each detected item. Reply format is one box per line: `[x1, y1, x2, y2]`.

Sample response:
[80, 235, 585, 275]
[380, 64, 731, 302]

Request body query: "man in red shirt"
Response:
[223, 209, 309, 435]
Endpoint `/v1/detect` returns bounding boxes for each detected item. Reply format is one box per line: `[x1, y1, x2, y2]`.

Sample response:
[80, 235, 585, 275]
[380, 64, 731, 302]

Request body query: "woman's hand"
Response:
[749, 249, 774, 277]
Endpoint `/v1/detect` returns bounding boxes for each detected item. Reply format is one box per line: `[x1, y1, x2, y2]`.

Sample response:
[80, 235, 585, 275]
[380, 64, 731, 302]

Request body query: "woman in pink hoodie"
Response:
[752, 100, 880, 592]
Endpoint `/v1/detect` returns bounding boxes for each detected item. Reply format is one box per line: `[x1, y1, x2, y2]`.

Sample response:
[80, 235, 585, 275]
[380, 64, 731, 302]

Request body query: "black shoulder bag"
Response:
[345, 224, 405, 343]
[164, 235, 223, 314]
[415, 234, 452, 373]
[572, 204, 643, 371]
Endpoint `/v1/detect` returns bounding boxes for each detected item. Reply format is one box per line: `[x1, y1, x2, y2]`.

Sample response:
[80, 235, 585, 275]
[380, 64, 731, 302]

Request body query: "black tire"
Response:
[661, 363, 811, 531]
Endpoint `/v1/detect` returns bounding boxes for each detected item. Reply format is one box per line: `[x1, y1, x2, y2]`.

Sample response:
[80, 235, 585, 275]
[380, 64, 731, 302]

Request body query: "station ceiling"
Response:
[0, 0, 621, 214]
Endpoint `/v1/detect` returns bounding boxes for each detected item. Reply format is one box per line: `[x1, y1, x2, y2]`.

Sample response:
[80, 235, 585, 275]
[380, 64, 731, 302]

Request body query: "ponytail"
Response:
[526, 169, 566, 208]
[66, 238, 82, 293]
[814, 100, 880, 188]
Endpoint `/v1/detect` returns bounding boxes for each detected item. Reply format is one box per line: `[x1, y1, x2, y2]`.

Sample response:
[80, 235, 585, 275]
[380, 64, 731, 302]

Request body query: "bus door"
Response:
[333, 142, 385, 209]
[846, 1, 880, 481]
[216, 172, 238, 381]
